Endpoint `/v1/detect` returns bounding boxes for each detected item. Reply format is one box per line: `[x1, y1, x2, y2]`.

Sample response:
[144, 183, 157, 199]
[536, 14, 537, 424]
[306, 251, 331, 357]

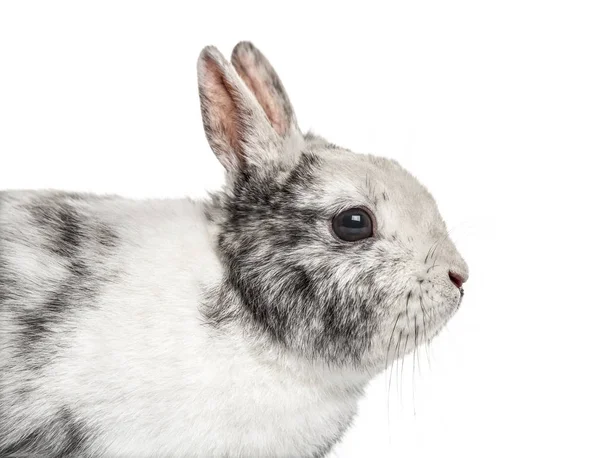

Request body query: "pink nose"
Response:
[448, 271, 466, 289]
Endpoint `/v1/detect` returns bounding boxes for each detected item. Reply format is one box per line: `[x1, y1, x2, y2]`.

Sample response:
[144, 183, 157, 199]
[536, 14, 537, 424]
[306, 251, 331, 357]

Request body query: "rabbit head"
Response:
[197, 42, 468, 370]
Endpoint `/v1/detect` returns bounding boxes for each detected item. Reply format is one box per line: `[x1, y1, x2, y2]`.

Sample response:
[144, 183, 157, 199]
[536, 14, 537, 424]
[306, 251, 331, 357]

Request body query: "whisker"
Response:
[426, 262, 439, 274]
[385, 309, 403, 432]
[424, 242, 436, 264]
[414, 315, 421, 376]
[385, 310, 403, 372]
[424, 228, 450, 264]
[412, 323, 417, 417]
[418, 294, 430, 372]
[400, 329, 409, 406]
[394, 328, 404, 405]
[418, 284, 432, 321]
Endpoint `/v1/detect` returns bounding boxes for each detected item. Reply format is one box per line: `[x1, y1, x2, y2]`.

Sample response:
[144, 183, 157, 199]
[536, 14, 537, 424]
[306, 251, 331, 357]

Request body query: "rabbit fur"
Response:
[0, 42, 469, 457]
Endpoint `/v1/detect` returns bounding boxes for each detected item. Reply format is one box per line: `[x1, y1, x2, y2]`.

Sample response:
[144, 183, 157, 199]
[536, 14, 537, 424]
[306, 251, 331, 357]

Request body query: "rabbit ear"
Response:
[231, 42, 300, 137]
[197, 46, 281, 172]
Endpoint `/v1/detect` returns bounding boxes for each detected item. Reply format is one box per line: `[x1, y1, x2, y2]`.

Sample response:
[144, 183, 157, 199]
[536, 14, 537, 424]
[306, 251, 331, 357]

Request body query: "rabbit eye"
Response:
[332, 208, 374, 242]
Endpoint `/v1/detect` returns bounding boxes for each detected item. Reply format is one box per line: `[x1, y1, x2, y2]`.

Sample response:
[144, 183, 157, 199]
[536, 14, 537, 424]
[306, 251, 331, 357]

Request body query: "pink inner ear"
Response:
[204, 58, 243, 161]
[235, 56, 287, 136]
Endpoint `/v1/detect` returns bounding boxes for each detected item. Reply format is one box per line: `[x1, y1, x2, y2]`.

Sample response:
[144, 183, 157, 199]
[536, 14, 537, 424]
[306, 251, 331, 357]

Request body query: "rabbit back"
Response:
[0, 190, 221, 455]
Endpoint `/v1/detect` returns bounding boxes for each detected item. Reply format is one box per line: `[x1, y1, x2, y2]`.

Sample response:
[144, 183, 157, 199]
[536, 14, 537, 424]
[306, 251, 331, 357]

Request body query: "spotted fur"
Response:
[0, 42, 468, 456]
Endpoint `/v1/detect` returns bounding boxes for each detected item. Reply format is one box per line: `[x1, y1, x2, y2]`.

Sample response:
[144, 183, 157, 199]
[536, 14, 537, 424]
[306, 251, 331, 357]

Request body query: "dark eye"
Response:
[332, 208, 374, 242]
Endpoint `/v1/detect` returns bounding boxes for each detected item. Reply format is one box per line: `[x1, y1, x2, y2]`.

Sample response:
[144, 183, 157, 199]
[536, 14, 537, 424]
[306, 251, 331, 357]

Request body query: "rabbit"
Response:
[0, 41, 469, 457]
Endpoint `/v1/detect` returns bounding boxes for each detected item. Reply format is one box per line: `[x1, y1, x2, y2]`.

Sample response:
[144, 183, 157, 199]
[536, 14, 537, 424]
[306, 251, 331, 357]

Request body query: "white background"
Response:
[1, 1, 599, 457]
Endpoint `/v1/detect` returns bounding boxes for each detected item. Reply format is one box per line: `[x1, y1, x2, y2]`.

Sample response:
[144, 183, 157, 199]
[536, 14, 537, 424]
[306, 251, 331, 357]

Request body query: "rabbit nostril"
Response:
[448, 271, 465, 289]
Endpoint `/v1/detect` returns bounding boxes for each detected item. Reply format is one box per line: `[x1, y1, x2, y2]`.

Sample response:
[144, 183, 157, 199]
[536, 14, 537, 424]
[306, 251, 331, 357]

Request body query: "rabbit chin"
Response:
[365, 288, 462, 371]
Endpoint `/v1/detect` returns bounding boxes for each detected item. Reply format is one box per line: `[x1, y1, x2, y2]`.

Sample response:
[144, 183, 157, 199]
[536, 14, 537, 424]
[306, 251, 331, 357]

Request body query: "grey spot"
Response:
[29, 201, 83, 259]
[0, 407, 89, 457]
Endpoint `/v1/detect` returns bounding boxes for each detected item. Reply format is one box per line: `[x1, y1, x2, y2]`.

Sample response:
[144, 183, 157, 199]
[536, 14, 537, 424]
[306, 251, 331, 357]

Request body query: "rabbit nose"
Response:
[448, 270, 466, 289]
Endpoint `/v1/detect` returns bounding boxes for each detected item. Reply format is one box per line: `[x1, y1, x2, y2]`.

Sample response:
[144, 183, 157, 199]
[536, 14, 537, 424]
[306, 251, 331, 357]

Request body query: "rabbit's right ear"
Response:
[197, 46, 282, 172]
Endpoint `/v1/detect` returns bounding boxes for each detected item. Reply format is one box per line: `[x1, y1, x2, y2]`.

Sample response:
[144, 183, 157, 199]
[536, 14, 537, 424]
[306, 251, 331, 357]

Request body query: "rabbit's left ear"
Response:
[231, 42, 300, 137]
